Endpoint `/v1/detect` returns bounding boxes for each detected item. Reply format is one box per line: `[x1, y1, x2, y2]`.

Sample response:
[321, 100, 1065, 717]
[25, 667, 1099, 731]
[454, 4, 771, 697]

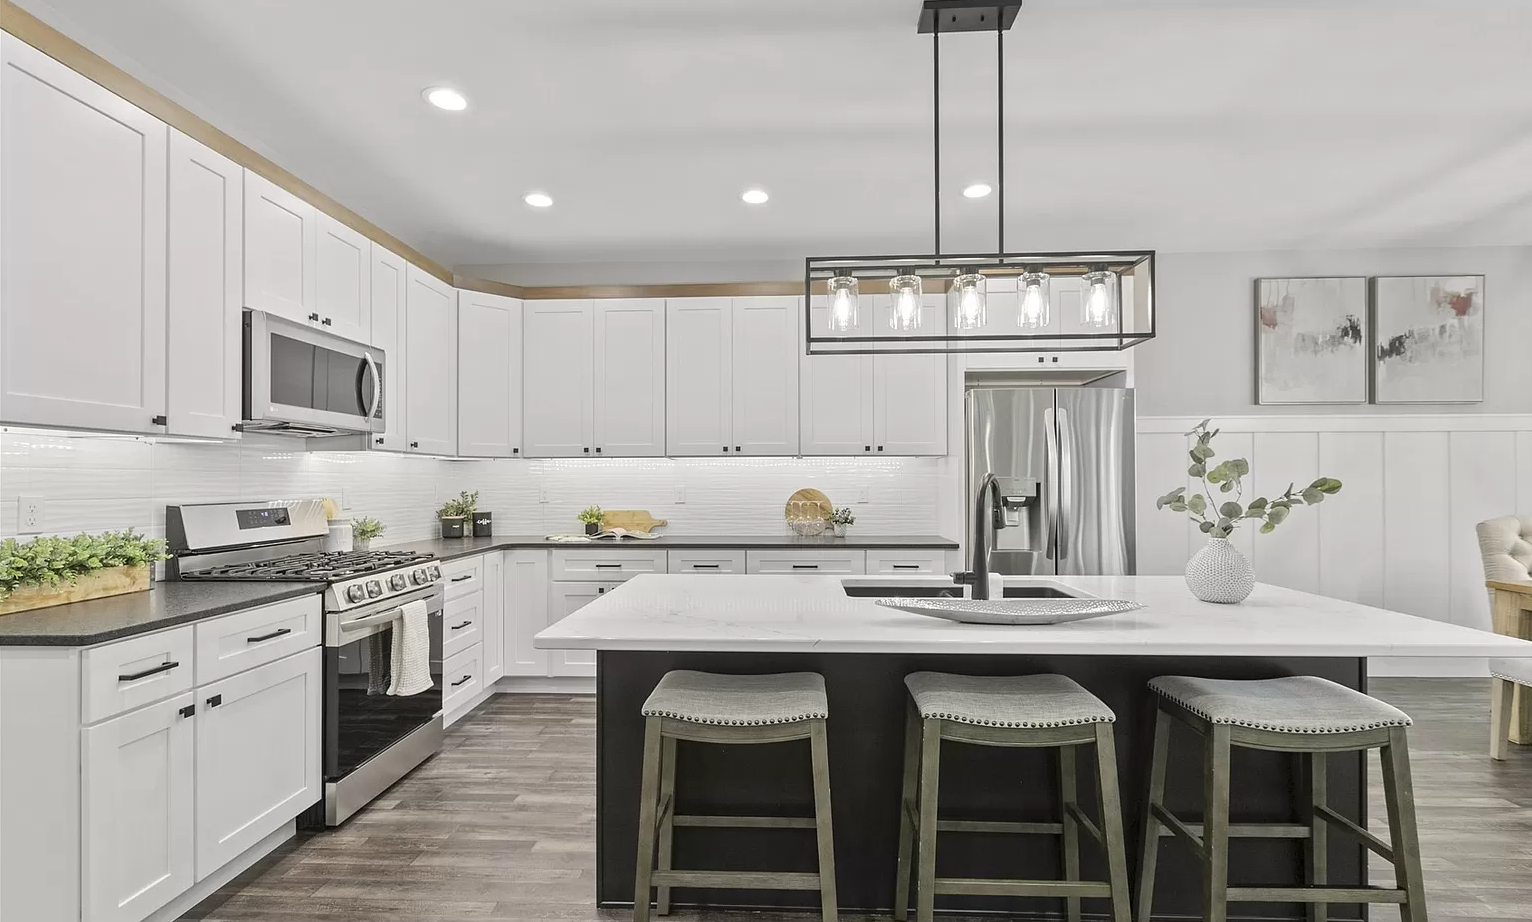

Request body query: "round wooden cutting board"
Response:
[784, 488, 832, 520]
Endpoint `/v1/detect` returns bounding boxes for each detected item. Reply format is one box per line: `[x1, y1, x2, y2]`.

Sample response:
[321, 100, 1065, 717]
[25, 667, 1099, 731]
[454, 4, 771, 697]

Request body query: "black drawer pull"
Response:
[119, 661, 179, 682]
[451, 620, 473, 630]
[892, 564, 920, 570]
[451, 674, 473, 687]
[247, 627, 292, 643]
[450, 574, 473, 582]
[692, 563, 720, 569]
[791, 564, 819, 570]
[179, 703, 196, 718]
[594, 563, 622, 569]
[207, 694, 223, 708]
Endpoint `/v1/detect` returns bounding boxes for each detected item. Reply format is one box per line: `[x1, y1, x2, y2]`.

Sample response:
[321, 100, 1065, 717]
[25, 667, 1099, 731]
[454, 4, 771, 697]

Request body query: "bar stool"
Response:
[1137, 675, 1427, 922]
[632, 670, 837, 922]
[893, 672, 1132, 922]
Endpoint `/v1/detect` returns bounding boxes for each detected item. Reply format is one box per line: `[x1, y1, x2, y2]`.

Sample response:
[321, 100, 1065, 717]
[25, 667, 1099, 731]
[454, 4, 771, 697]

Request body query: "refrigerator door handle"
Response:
[1043, 407, 1058, 559]
[1057, 406, 1073, 559]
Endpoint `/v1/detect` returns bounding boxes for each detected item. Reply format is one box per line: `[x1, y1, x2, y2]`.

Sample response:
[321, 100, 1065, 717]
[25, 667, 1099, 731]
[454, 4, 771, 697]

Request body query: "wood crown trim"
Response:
[453, 278, 805, 301]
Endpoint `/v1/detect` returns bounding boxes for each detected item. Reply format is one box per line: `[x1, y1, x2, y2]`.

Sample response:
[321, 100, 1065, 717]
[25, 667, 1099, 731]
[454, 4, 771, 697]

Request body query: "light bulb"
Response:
[1017, 270, 1051, 329]
[949, 273, 987, 330]
[889, 275, 923, 330]
[827, 276, 859, 332]
[1080, 269, 1118, 328]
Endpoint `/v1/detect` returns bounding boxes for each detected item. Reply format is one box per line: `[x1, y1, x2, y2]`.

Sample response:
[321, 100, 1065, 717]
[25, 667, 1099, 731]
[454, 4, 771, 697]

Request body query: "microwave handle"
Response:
[362, 351, 381, 421]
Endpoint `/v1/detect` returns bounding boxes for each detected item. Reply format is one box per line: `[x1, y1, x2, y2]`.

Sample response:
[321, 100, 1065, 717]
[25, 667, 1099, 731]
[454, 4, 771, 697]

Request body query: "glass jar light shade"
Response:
[1080, 269, 1119, 329]
[889, 275, 923, 330]
[826, 276, 859, 332]
[949, 273, 987, 330]
[1017, 270, 1051, 329]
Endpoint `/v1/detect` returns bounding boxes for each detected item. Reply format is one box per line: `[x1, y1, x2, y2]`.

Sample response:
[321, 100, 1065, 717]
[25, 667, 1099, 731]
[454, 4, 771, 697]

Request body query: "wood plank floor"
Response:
[181, 679, 1532, 922]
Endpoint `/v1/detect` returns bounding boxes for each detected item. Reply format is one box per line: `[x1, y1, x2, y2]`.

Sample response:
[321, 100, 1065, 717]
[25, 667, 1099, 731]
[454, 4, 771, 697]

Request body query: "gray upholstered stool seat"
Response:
[641, 670, 828, 726]
[904, 672, 1115, 729]
[1147, 675, 1411, 734]
[1490, 658, 1532, 686]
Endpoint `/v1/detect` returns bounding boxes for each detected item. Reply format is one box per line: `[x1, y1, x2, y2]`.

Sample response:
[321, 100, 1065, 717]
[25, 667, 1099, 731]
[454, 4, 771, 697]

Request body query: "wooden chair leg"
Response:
[809, 719, 839, 922]
[633, 717, 663, 922]
[1093, 723, 1132, 922]
[1304, 751, 1328, 922]
[655, 735, 676, 915]
[1491, 677, 1515, 761]
[893, 703, 920, 921]
[1134, 707, 1170, 922]
[1202, 725, 1232, 922]
[1381, 728, 1429, 922]
[915, 718, 942, 922]
[1058, 743, 1082, 922]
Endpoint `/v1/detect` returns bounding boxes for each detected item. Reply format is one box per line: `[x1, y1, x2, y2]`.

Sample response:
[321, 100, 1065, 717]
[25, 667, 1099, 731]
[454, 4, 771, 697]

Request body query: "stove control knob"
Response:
[427, 564, 441, 580]
[346, 584, 367, 603]
[411, 569, 427, 586]
[389, 574, 407, 591]
[365, 580, 383, 598]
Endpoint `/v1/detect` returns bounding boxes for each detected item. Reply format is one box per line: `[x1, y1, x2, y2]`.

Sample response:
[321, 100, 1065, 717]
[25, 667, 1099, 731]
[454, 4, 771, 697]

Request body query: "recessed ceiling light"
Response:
[423, 87, 467, 111]
[741, 188, 770, 205]
[962, 183, 993, 199]
[523, 192, 553, 208]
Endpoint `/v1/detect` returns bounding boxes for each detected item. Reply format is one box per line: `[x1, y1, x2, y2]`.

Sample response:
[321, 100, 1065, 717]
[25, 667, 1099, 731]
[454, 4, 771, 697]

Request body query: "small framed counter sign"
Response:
[1255, 277, 1368, 404]
[1372, 275, 1484, 404]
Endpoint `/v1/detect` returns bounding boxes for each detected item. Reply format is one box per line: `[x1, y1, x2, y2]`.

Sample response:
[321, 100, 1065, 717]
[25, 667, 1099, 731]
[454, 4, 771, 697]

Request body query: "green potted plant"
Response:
[578, 505, 604, 536]
[351, 516, 385, 551]
[0, 530, 167, 614]
[437, 491, 478, 539]
[1156, 420, 1341, 603]
[830, 507, 856, 538]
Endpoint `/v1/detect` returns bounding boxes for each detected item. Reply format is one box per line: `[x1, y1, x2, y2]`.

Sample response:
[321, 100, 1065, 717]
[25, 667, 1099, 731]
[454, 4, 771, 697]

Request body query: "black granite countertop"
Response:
[0, 581, 324, 647]
[378, 533, 958, 562]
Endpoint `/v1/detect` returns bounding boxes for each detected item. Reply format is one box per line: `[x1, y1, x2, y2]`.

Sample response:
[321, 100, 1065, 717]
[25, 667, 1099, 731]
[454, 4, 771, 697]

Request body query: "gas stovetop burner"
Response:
[180, 549, 434, 582]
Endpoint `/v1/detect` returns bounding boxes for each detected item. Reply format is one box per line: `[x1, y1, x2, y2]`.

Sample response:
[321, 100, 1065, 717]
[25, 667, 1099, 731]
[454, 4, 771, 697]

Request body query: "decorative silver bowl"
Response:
[874, 597, 1141, 625]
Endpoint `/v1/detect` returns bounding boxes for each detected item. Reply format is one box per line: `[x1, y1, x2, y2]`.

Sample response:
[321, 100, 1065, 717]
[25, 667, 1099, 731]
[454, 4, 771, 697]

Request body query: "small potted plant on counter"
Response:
[437, 491, 478, 538]
[578, 505, 604, 536]
[351, 516, 385, 551]
[830, 507, 855, 538]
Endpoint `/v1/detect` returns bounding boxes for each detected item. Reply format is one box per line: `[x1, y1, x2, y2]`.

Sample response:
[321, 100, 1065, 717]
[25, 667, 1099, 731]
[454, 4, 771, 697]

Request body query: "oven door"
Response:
[244, 309, 385, 435]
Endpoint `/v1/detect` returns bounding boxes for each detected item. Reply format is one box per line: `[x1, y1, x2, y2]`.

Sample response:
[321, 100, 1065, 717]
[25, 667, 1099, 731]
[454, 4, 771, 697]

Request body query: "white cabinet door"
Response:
[1, 35, 168, 434]
[369, 245, 409, 450]
[404, 265, 457, 454]
[523, 301, 594, 458]
[314, 213, 371, 342]
[547, 583, 611, 676]
[504, 550, 550, 677]
[194, 648, 320, 880]
[731, 296, 800, 455]
[82, 692, 194, 922]
[873, 295, 947, 455]
[800, 297, 873, 456]
[242, 170, 316, 324]
[594, 299, 665, 457]
[483, 553, 505, 684]
[457, 291, 523, 457]
[665, 298, 732, 456]
[166, 129, 242, 440]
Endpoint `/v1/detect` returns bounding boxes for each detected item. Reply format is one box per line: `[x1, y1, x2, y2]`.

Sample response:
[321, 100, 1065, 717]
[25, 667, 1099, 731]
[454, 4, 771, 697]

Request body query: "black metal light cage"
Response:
[802, 0, 1156, 356]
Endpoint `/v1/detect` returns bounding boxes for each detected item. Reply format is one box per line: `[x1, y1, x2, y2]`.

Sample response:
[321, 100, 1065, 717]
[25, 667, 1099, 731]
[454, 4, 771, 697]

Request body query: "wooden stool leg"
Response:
[655, 735, 676, 915]
[915, 719, 942, 922]
[809, 719, 839, 922]
[1381, 728, 1429, 922]
[893, 703, 920, 921]
[1491, 677, 1515, 761]
[1305, 752, 1328, 922]
[1059, 743, 1081, 922]
[633, 717, 663, 922]
[1093, 723, 1132, 922]
[1134, 707, 1170, 922]
[1202, 725, 1232, 922]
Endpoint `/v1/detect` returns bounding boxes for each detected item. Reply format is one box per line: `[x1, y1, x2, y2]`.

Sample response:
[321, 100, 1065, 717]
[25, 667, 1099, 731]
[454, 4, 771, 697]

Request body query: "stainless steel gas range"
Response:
[167, 500, 445, 826]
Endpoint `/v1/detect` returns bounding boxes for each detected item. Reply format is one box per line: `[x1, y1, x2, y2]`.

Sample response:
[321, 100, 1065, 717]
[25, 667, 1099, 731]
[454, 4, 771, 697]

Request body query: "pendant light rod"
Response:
[932, 11, 941, 257]
[996, 11, 1004, 257]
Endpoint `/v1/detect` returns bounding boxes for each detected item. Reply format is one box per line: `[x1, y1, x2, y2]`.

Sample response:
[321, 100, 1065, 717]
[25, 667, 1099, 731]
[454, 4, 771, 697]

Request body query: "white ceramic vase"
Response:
[1185, 537, 1255, 604]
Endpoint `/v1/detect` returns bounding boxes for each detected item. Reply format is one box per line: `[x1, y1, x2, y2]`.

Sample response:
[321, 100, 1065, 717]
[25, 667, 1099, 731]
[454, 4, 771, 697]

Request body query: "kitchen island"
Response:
[535, 574, 1532, 920]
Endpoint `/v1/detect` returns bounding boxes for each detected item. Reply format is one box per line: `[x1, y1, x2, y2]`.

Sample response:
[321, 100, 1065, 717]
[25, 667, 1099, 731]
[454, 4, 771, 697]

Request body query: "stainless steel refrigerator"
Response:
[966, 386, 1136, 576]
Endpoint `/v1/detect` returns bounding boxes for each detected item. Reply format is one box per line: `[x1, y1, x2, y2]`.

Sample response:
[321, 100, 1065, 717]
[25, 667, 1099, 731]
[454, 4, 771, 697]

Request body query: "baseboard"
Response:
[492, 675, 596, 695]
[146, 821, 294, 922]
[1369, 656, 1488, 678]
[444, 685, 498, 727]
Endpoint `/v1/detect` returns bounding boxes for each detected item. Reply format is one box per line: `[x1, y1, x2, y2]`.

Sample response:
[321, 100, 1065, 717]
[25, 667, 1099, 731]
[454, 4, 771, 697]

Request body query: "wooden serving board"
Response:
[601, 510, 668, 534]
[785, 488, 832, 520]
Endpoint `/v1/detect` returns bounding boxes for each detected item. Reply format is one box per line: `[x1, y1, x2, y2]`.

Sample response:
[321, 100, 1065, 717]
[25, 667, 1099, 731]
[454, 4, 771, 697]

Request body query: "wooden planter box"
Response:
[0, 565, 151, 615]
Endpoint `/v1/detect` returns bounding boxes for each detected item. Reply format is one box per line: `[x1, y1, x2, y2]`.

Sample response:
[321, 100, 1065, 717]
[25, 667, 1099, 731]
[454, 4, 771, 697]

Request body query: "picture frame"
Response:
[1370, 275, 1485, 405]
[1254, 277, 1369, 405]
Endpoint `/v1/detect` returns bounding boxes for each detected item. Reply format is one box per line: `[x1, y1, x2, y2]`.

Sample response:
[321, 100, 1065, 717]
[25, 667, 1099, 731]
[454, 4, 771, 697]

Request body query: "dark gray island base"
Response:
[596, 651, 1367, 921]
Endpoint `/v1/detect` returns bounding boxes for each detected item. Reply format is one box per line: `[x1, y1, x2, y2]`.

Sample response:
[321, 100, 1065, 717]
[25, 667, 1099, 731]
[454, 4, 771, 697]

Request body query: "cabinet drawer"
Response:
[668, 549, 747, 574]
[194, 595, 322, 685]
[441, 555, 483, 599]
[442, 592, 483, 659]
[746, 549, 866, 575]
[865, 550, 949, 575]
[551, 548, 667, 581]
[442, 643, 483, 719]
[82, 625, 195, 725]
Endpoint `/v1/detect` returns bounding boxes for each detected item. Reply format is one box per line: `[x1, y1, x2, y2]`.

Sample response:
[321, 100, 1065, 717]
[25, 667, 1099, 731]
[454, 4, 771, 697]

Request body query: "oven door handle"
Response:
[339, 607, 405, 633]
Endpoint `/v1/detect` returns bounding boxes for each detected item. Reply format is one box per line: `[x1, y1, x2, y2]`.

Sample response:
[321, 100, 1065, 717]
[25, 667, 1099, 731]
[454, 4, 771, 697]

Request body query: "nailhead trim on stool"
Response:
[1147, 675, 1412, 734]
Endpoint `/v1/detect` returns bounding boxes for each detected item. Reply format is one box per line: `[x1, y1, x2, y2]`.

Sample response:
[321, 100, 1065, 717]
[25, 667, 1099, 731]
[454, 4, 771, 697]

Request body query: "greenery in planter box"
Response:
[437, 491, 478, 520]
[352, 517, 386, 541]
[0, 530, 167, 600]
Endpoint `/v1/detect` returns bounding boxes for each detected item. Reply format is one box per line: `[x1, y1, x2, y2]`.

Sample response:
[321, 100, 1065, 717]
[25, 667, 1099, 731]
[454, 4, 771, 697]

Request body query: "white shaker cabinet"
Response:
[504, 550, 551, 677]
[665, 298, 732, 456]
[483, 552, 506, 684]
[546, 582, 607, 677]
[314, 213, 371, 342]
[593, 299, 666, 457]
[457, 291, 523, 457]
[242, 170, 317, 325]
[166, 129, 243, 440]
[731, 296, 800, 455]
[523, 300, 594, 457]
[0, 34, 168, 435]
[872, 295, 947, 456]
[404, 265, 457, 454]
[369, 245, 409, 450]
[800, 297, 874, 455]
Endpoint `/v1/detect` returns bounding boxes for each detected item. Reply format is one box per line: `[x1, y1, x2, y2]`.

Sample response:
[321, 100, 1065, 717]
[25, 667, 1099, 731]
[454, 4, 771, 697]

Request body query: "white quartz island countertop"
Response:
[534, 573, 1532, 659]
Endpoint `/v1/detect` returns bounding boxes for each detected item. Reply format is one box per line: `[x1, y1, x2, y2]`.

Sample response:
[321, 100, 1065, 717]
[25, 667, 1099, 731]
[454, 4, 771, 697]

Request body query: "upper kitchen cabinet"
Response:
[666, 298, 732, 455]
[166, 129, 243, 440]
[1, 34, 168, 435]
[522, 300, 594, 457]
[800, 297, 874, 455]
[593, 299, 665, 456]
[667, 296, 799, 456]
[457, 290, 523, 457]
[314, 213, 371, 342]
[369, 245, 409, 450]
[872, 294, 947, 455]
[242, 170, 317, 325]
[403, 265, 456, 454]
[731, 297, 800, 455]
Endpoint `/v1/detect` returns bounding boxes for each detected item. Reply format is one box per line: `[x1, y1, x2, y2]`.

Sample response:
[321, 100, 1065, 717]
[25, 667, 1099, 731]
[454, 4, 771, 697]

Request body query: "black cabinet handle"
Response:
[308, 312, 320, 321]
[246, 627, 291, 643]
[594, 563, 621, 569]
[597, 586, 606, 594]
[321, 317, 333, 326]
[512, 447, 519, 454]
[206, 694, 223, 708]
[450, 574, 473, 582]
[735, 446, 742, 452]
[692, 563, 720, 569]
[375, 437, 384, 445]
[179, 703, 196, 718]
[722, 446, 729, 452]
[451, 620, 472, 630]
[151, 415, 167, 426]
[878, 445, 884, 451]
[451, 675, 472, 687]
[583, 447, 590, 453]
[792, 564, 820, 570]
[864, 445, 871, 452]
[595, 446, 602, 454]
[119, 661, 179, 682]
[410, 441, 419, 448]
[893, 564, 920, 570]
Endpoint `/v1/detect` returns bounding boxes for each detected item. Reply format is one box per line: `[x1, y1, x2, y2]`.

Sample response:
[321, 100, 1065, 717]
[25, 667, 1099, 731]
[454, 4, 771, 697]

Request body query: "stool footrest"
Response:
[1226, 885, 1408, 904]
[937, 818, 1065, 835]
[651, 869, 823, 891]
[1313, 805, 1395, 861]
[933, 877, 1113, 898]
[672, 814, 816, 830]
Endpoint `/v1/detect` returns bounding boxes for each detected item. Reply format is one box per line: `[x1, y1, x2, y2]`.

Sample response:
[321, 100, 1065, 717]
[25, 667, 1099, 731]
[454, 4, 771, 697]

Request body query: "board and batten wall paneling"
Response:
[1248, 432, 1320, 593]
[1448, 431, 1519, 630]
[1519, 431, 1532, 525]
[1191, 432, 1256, 565]
[1317, 432, 1385, 607]
[1381, 432, 1452, 622]
[1135, 432, 1192, 575]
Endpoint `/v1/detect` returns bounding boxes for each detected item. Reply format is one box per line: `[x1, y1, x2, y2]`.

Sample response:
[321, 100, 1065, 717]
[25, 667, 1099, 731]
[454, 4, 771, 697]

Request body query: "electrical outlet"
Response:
[858, 486, 872, 504]
[340, 487, 350, 511]
[539, 486, 551, 504]
[17, 496, 43, 534]
[674, 485, 686, 504]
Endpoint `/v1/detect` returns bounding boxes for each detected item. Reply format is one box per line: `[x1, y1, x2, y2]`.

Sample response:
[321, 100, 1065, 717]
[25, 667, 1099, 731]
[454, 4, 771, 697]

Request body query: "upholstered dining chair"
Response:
[1477, 515, 1532, 760]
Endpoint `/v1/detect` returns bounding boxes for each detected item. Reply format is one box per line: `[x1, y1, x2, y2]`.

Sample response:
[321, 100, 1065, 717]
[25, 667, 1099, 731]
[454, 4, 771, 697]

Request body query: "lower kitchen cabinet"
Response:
[483, 552, 506, 683]
[547, 581, 613, 677]
[442, 644, 484, 720]
[504, 549, 551, 677]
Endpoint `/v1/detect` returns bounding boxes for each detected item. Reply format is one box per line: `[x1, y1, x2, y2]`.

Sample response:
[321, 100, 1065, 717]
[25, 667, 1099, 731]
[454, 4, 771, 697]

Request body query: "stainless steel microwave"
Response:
[242, 310, 385, 437]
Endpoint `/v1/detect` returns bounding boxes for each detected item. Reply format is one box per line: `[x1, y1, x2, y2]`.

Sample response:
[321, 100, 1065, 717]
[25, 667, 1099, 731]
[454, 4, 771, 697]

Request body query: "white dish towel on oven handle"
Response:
[388, 599, 433, 696]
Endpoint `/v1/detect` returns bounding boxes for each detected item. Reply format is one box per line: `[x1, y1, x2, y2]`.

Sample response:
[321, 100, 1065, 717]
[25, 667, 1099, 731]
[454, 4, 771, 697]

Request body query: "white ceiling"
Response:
[20, 0, 1532, 280]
